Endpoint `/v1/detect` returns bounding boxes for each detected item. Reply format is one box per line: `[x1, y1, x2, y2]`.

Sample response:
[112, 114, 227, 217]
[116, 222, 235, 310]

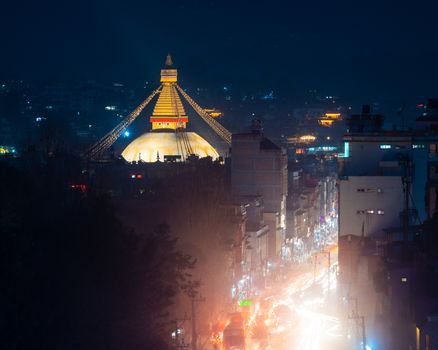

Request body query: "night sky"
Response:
[2, 0, 438, 104]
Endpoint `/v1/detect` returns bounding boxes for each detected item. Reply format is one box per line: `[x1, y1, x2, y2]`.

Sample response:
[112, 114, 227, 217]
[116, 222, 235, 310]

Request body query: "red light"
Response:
[70, 184, 87, 193]
[136, 174, 142, 179]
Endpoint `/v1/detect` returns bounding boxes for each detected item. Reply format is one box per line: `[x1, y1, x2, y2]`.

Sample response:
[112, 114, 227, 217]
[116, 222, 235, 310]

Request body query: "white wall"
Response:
[339, 176, 404, 237]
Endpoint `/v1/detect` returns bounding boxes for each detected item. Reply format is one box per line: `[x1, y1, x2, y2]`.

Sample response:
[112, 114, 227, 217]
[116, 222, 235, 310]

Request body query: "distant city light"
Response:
[0, 145, 16, 155]
[261, 91, 274, 100]
[343, 142, 350, 157]
[299, 135, 316, 143]
[380, 144, 391, 149]
[123, 131, 130, 137]
[239, 299, 252, 307]
[105, 106, 116, 111]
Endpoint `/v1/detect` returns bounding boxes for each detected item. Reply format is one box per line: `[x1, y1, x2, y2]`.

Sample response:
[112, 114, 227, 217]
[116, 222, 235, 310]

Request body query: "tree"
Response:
[0, 160, 196, 350]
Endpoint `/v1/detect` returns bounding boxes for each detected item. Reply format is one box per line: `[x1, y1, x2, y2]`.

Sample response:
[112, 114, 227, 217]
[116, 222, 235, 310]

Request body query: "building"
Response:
[286, 162, 337, 261]
[337, 103, 438, 349]
[231, 126, 287, 260]
[121, 55, 219, 162]
[237, 195, 269, 290]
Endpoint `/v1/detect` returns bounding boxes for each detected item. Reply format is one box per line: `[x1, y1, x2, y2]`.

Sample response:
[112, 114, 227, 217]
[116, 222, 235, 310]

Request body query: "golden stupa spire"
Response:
[165, 54, 174, 68]
[150, 54, 187, 131]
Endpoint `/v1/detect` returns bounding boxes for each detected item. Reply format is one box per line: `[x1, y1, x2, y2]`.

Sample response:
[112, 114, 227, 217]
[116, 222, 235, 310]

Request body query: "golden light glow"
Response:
[0, 146, 15, 154]
[204, 108, 223, 118]
[318, 112, 342, 127]
[287, 135, 316, 144]
[121, 132, 219, 162]
[300, 135, 316, 143]
[319, 119, 334, 127]
[324, 113, 341, 119]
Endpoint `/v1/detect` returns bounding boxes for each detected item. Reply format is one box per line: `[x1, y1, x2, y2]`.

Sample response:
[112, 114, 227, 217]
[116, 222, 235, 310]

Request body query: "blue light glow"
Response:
[344, 142, 350, 157]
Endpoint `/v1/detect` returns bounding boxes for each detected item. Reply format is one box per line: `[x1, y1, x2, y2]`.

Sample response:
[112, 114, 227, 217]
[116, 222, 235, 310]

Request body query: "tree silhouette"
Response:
[0, 160, 195, 350]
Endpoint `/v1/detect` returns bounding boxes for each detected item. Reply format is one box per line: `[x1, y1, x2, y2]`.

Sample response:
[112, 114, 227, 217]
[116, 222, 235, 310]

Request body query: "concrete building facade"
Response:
[231, 131, 288, 260]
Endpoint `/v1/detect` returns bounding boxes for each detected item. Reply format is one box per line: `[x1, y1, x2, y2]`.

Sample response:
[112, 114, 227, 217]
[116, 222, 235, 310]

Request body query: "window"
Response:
[401, 277, 407, 282]
[357, 188, 382, 193]
[344, 142, 350, 157]
[412, 144, 425, 149]
[380, 144, 391, 149]
[357, 209, 383, 215]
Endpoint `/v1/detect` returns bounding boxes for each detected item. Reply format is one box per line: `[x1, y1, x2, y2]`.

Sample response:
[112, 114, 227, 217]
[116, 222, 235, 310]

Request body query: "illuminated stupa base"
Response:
[121, 131, 219, 162]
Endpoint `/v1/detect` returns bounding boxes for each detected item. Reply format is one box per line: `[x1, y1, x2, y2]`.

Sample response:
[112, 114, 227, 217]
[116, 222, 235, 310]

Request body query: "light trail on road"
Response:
[258, 246, 344, 350]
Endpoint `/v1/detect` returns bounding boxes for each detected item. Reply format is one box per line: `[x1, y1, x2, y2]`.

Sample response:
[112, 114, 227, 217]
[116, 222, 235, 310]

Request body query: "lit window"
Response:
[380, 144, 391, 149]
[412, 144, 425, 149]
[401, 277, 407, 282]
[344, 142, 350, 157]
[377, 210, 384, 215]
[366, 209, 374, 214]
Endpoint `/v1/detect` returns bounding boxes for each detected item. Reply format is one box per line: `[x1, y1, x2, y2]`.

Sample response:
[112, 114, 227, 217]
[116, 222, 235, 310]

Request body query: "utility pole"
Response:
[347, 296, 366, 350]
[402, 157, 412, 261]
[313, 250, 331, 290]
[185, 280, 205, 350]
[190, 294, 205, 350]
[360, 315, 367, 350]
[327, 250, 331, 293]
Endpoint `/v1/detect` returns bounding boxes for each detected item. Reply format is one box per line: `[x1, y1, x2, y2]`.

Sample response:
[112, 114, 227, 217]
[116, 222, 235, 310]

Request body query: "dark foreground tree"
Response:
[0, 161, 195, 350]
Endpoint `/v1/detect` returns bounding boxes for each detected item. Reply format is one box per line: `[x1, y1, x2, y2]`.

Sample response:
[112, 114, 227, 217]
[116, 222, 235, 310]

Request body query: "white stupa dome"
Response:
[121, 131, 219, 162]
